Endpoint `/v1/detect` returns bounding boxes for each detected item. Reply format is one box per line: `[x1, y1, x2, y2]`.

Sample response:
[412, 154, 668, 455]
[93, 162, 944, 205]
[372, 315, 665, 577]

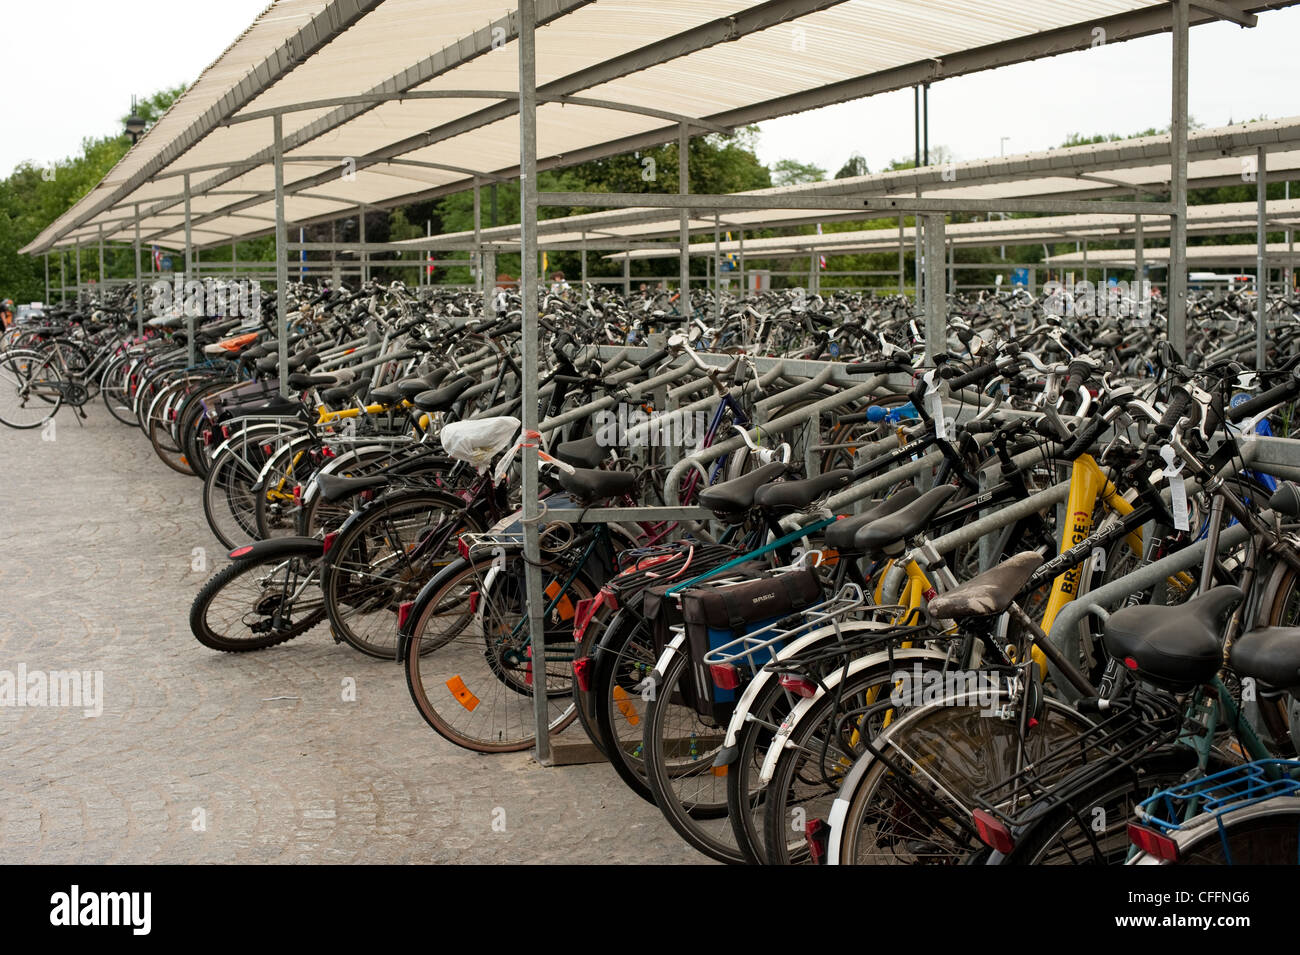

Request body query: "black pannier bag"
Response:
[675, 568, 823, 722]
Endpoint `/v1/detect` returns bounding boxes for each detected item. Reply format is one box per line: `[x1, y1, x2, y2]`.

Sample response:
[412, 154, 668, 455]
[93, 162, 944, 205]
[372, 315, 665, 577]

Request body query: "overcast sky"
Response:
[5, 1, 1299, 181]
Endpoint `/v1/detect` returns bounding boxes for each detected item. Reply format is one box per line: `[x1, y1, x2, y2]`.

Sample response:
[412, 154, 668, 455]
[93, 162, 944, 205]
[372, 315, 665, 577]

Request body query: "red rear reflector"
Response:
[397, 600, 414, 631]
[221, 425, 231, 439]
[292, 485, 302, 506]
[573, 596, 599, 641]
[710, 663, 742, 691]
[973, 809, 1015, 854]
[321, 447, 336, 459]
[1127, 823, 1179, 861]
[1124, 656, 1139, 671]
[228, 545, 255, 558]
[322, 531, 339, 556]
[573, 656, 593, 693]
[780, 674, 818, 699]
[203, 430, 215, 446]
[457, 537, 470, 560]
[805, 819, 830, 865]
[261, 444, 275, 456]
[468, 590, 479, 614]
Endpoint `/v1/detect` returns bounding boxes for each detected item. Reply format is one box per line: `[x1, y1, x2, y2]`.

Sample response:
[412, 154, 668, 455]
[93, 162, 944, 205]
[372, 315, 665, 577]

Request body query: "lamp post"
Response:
[124, 95, 146, 144]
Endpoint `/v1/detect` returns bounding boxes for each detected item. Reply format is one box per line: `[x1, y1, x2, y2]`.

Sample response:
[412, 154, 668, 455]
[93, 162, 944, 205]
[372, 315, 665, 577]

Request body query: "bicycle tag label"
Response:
[1159, 445, 1190, 532]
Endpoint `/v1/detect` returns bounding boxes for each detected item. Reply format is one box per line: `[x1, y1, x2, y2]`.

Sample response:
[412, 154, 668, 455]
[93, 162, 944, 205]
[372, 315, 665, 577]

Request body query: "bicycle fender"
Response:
[756, 646, 951, 788]
[227, 536, 324, 562]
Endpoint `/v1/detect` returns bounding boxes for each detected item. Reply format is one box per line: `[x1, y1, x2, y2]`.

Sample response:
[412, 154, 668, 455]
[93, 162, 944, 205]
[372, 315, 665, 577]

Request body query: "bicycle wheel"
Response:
[831, 693, 1094, 865]
[189, 551, 325, 652]
[641, 650, 745, 863]
[0, 349, 63, 429]
[202, 427, 284, 548]
[761, 661, 942, 865]
[1000, 756, 1198, 865]
[726, 639, 946, 864]
[147, 381, 195, 475]
[1154, 799, 1300, 864]
[590, 609, 660, 803]
[322, 489, 478, 658]
[403, 551, 585, 753]
[100, 352, 137, 425]
[254, 437, 321, 540]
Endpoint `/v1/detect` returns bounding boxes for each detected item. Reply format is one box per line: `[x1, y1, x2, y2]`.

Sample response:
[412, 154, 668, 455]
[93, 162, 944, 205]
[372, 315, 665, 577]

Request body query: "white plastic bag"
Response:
[440, 416, 521, 472]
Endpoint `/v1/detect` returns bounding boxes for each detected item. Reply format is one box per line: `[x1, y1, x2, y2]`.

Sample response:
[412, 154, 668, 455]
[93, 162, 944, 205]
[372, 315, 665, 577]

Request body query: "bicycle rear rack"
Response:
[970, 693, 1183, 829]
[701, 583, 878, 671]
[1136, 758, 1300, 833]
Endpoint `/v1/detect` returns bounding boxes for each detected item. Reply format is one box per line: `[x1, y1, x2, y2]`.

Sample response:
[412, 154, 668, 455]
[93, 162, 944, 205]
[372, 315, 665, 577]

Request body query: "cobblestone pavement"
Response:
[0, 406, 706, 863]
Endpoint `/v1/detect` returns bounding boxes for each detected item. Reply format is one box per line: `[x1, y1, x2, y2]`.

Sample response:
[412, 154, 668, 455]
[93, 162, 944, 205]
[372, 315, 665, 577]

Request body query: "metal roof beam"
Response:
[538, 191, 1175, 217]
[174, 0, 845, 232]
[31, 0, 385, 252]
[1190, 0, 1259, 26]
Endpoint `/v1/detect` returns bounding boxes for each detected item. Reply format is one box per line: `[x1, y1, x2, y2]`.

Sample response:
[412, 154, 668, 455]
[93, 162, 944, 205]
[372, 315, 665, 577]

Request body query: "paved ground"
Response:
[0, 404, 704, 863]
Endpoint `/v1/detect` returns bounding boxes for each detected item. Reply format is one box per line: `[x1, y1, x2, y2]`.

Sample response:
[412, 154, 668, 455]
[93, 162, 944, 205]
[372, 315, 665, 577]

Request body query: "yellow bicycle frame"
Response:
[1032, 453, 1143, 675]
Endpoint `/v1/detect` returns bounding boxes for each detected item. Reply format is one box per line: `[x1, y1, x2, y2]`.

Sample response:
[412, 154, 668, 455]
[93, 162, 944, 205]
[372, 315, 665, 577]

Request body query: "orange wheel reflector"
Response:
[612, 685, 640, 727]
[445, 676, 479, 712]
[544, 580, 574, 621]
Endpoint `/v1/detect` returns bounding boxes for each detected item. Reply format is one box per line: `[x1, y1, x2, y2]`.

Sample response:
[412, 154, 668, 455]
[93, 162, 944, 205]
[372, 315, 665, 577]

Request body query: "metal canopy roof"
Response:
[596, 199, 1300, 260]
[384, 116, 1300, 253]
[23, 0, 1298, 256]
[1046, 242, 1300, 267]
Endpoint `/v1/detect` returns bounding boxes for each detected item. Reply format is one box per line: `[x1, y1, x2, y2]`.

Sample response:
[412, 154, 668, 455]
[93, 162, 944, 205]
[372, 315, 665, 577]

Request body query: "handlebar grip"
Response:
[637, 347, 669, 370]
[962, 418, 1000, 435]
[1154, 387, 1193, 438]
[946, 361, 998, 390]
[1064, 358, 1091, 394]
[1061, 413, 1108, 461]
[1227, 378, 1300, 422]
[1035, 416, 1068, 443]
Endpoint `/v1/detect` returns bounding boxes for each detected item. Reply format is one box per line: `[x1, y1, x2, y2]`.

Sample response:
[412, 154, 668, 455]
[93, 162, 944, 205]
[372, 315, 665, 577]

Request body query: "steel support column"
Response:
[359, 207, 368, 282]
[898, 218, 905, 295]
[43, 252, 49, 307]
[714, 214, 721, 323]
[1168, 0, 1190, 357]
[1257, 145, 1268, 371]
[473, 178, 482, 299]
[134, 203, 144, 335]
[678, 122, 690, 316]
[1135, 213, 1145, 314]
[924, 214, 945, 364]
[98, 225, 105, 289]
[273, 114, 290, 398]
[516, 0, 551, 765]
[738, 228, 746, 298]
[184, 173, 196, 366]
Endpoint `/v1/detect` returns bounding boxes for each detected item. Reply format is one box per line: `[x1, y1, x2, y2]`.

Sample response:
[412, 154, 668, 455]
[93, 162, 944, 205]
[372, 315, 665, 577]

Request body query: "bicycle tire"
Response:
[189, 552, 325, 652]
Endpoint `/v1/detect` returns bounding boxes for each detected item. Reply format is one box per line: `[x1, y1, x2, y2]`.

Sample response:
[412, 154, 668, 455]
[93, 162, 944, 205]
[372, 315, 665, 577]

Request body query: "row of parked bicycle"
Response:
[8, 274, 1300, 865]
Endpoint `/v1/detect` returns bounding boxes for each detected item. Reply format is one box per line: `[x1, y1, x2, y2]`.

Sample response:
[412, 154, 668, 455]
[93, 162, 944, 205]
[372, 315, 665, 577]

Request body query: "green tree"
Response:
[771, 158, 827, 187]
[0, 85, 186, 303]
